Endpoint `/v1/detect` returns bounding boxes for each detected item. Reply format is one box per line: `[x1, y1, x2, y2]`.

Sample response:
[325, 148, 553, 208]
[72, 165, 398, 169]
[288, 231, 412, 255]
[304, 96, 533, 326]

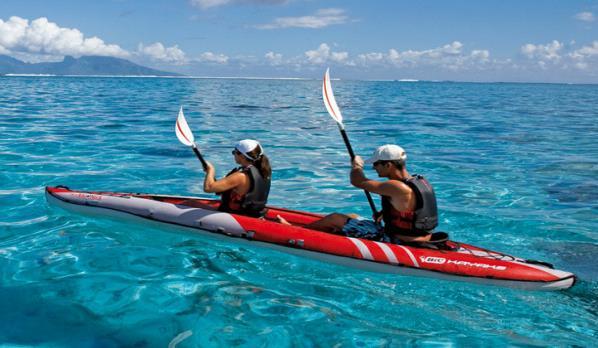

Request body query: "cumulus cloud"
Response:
[471, 49, 490, 62]
[569, 41, 598, 69]
[387, 41, 464, 65]
[572, 41, 598, 57]
[0, 16, 128, 59]
[355, 41, 490, 70]
[190, 0, 231, 9]
[190, 0, 287, 10]
[304, 43, 349, 64]
[138, 42, 187, 64]
[256, 8, 348, 29]
[265, 51, 283, 65]
[521, 40, 563, 62]
[198, 51, 229, 64]
[296, 41, 492, 70]
[575, 12, 595, 22]
[520, 40, 598, 71]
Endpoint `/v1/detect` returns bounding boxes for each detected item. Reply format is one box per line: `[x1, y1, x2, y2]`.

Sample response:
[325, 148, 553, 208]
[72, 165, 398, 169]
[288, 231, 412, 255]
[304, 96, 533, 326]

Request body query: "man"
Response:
[282, 144, 438, 243]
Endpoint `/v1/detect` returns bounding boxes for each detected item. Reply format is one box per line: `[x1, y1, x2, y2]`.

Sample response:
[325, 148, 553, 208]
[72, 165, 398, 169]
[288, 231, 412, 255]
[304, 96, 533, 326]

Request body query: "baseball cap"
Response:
[365, 144, 407, 163]
[234, 139, 263, 160]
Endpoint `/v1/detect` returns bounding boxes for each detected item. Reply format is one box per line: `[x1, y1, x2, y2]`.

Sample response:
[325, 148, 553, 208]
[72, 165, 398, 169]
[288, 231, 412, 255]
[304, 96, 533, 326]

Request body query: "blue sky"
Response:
[0, 0, 597, 82]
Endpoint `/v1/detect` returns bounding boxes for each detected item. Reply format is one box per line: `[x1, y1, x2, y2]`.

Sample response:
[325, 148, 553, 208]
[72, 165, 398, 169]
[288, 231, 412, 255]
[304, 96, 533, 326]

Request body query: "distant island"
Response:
[0, 55, 180, 76]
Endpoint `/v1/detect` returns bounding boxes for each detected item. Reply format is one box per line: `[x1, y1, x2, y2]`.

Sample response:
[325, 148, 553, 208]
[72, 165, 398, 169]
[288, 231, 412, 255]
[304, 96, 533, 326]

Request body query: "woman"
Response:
[203, 139, 271, 217]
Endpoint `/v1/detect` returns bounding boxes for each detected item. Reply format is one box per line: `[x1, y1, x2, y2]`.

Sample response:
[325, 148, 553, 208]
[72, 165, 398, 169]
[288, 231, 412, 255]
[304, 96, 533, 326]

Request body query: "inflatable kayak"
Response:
[45, 186, 576, 291]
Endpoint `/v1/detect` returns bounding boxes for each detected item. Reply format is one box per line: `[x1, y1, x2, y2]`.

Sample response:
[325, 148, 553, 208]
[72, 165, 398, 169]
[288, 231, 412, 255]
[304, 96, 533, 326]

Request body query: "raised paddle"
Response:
[175, 106, 208, 171]
[322, 68, 378, 215]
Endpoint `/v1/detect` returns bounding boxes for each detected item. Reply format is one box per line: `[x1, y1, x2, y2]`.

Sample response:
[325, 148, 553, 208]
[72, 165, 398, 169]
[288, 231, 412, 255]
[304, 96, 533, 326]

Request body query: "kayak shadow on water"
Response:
[0, 286, 122, 346]
[545, 181, 598, 204]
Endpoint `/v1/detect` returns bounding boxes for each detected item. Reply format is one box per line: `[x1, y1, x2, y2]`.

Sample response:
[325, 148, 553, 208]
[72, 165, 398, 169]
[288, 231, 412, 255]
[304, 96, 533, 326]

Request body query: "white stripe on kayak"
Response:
[512, 261, 574, 279]
[347, 238, 373, 260]
[396, 245, 420, 267]
[375, 242, 399, 264]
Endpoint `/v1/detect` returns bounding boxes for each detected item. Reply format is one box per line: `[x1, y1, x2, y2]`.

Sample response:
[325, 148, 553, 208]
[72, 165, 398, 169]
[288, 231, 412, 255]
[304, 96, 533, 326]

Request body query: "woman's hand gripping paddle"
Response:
[322, 69, 378, 216]
[175, 106, 208, 171]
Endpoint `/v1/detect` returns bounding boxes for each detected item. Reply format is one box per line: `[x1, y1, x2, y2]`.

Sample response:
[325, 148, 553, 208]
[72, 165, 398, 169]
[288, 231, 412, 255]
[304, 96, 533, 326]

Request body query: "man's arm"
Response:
[351, 168, 400, 196]
[349, 156, 406, 197]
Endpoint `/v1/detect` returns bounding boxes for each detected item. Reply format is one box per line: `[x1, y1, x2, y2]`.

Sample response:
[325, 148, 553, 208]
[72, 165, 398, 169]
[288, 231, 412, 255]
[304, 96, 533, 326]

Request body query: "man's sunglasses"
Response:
[373, 160, 387, 167]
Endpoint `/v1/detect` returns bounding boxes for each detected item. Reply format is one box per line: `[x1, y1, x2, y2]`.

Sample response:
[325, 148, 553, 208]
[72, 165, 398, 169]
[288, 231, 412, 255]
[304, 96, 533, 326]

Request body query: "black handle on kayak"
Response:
[339, 128, 378, 216]
[192, 146, 208, 171]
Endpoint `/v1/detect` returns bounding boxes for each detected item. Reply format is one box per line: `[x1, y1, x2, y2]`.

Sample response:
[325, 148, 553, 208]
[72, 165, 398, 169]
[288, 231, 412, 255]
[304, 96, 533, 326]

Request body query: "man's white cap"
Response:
[235, 139, 263, 160]
[365, 144, 407, 163]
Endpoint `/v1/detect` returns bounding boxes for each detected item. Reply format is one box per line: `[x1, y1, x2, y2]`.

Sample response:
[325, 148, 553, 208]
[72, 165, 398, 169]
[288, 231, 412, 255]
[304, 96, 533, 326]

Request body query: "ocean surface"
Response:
[1, 76, 596, 347]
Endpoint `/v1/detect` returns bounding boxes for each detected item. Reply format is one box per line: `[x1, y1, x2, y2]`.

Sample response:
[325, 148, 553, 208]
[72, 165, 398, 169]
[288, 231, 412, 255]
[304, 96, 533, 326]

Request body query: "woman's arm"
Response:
[203, 163, 247, 193]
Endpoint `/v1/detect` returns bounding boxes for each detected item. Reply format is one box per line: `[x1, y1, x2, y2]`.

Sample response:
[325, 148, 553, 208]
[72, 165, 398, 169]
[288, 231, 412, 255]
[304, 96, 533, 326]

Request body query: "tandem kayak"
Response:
[45, 186, 576, 291]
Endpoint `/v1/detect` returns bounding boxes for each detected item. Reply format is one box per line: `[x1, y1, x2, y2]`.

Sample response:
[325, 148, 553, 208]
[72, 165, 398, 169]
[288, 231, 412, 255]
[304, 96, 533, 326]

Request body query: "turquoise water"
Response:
[1, 76, 596, 347]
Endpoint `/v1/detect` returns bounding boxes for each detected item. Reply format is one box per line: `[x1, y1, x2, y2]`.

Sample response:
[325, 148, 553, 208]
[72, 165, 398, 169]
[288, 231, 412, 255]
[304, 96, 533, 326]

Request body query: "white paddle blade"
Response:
[175, 106, 195, 146]
[322, 68, 344, 126]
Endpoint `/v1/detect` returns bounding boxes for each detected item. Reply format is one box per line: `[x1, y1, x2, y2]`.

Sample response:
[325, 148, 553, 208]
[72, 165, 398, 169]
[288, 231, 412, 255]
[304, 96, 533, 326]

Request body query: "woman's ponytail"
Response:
[246, 144, 272, 180]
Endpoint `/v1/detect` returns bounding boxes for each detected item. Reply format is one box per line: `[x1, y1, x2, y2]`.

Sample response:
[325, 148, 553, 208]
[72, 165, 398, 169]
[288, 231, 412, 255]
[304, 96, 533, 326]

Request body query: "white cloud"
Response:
[569, 41, 598, 69]
[138, 42, 187, 64]
[387, 41, 464, 65]
[520, 40, 598, 71]
[190, 0, 287, 10]
[471, 49, 490, 62]
[304, 43, 349, 65]
[265, 51, 283, 65]
[191, 0, 231, 9]
[521, 40, 563, 64]
[575, 12, 595, 22]
[573, 41, 598, 57]
[355, 41, 490, 70]
[0, 16, 128, 59]
[305, 44, 329, 64]
[299, 41, 494, 70]
[330, 51, 349, 63]
[358, 52, 385, 63]
[256, 8, 348, 29]
[198, 51, 229, 64]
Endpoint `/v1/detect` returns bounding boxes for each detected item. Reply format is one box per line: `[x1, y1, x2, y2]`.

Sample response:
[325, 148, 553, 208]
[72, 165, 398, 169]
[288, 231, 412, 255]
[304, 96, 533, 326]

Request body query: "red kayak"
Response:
[45, 186, 576, 291]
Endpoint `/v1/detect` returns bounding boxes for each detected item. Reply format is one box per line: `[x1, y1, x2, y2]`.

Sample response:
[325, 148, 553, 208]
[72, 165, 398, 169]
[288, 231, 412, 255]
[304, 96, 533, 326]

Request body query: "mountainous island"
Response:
[0, 55, 180, 76]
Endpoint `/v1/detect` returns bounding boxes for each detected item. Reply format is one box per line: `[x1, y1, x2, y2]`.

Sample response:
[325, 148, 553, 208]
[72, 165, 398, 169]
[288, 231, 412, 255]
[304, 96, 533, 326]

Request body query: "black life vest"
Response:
[381, 175, 438, 237]
[219, 165, 270, 217]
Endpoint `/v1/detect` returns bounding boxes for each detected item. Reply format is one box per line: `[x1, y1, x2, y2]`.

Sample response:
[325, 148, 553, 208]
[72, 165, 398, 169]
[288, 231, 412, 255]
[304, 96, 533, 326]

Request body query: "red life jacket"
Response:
[218, 165, 271, 217]
[381, 175, 438, 237]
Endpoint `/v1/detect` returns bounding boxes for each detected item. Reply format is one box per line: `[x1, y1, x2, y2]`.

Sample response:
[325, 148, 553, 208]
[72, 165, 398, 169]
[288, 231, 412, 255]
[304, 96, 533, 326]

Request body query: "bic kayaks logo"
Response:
[419, 256, 507, 271]
[419, 256, 446, 264]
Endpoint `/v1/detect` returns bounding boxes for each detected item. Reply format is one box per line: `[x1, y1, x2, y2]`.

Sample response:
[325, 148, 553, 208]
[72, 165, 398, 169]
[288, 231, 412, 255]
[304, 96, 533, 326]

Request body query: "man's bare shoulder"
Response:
[382, 179, 412, 195]
[361, 179, 410, 197]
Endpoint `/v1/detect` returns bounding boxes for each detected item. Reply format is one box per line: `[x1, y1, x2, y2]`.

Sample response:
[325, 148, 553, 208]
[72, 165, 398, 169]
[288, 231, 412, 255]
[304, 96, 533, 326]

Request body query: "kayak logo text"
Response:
[446, 260, 507, 271]
[419, 256, 446, 264]
[419, 256, 507, 271]
[75, 193, 103, 201]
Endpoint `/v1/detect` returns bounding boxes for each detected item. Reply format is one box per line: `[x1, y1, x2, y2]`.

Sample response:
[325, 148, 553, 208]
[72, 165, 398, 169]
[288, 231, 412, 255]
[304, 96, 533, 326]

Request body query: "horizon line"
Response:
[1, 73, 597, 86]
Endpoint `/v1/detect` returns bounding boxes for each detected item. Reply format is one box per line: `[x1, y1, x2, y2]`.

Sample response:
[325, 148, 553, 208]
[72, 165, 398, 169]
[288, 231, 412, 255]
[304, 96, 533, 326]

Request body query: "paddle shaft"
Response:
[192, 146, 208, 171]
[338, 127, 378, 215]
